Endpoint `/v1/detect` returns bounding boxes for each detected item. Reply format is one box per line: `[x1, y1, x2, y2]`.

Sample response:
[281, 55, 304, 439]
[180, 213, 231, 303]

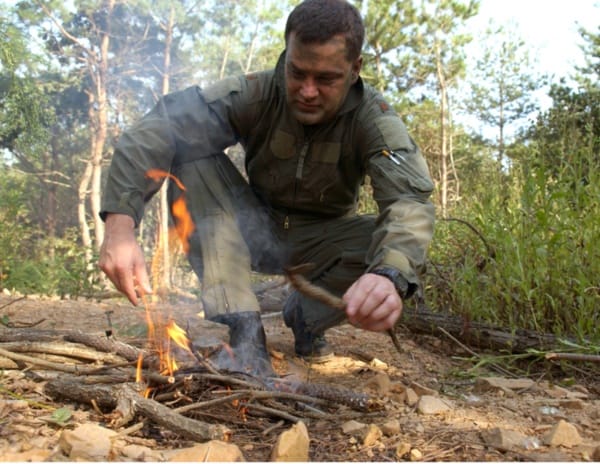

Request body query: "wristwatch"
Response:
[369, 266, 411, 300]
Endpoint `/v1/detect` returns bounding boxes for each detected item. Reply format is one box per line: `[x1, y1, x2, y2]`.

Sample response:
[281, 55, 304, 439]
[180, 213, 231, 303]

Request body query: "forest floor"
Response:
[0, 291, 599, 462]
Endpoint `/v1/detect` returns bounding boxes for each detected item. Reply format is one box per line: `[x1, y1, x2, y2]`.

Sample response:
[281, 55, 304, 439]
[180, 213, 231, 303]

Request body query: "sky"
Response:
[458, 0, 599, 135]
[466, 0, 599, 83]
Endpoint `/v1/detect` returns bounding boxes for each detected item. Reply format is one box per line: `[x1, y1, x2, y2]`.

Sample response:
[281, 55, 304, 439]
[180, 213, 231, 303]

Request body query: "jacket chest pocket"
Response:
[300, 141, 341, 202]
[248, 130, 343, 206]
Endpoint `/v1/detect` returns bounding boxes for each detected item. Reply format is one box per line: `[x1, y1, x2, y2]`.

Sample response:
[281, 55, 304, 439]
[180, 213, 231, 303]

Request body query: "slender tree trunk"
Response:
[78, 129, 93, 256]
[219, 36, 231, 80]
[90, 0, 115, 251]
[435, 39, 449, 218]
[243, 20, 260, 73]
[498, 86, 505, 166]
[157, 5, 175, 292]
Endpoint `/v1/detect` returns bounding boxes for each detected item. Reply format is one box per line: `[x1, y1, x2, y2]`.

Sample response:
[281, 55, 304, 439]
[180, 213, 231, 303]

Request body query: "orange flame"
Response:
[171, 196, 195, 255]
[146, 168, 186, 191]
[145, 169, 195, 255]
[136, 353, 144, 383]
[136, 170, 198, 387]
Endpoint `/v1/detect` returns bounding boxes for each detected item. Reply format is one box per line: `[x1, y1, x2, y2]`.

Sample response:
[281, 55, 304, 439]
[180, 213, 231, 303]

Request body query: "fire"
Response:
[145, 169, 195, 254]
[165, 319, 192, 352]
[171, 196, 195, 255]
[133, 169, 197, 392]
[135, 302, 194, 383]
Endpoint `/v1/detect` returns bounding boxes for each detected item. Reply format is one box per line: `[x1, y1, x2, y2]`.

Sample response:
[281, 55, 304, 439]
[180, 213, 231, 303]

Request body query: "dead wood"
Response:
[401, 306, 564, 353]
[63, 331, 145, 362]
[0, 328, 74, 342]
[44, 377, 231, 442]
[0, 329, 148, 362]
[0, 346, 118, 374]
[0, 356, 18, 369]
[0, 341, 127, 364]
[545, 352, 600, 363]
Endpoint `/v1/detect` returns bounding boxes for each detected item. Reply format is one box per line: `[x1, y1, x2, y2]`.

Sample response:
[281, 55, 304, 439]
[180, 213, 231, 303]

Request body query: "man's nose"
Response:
[299, 79, 318, 99]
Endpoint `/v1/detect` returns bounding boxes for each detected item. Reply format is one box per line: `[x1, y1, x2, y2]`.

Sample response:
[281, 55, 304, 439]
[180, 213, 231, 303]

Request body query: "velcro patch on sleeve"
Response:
[374, 115, 412, 151]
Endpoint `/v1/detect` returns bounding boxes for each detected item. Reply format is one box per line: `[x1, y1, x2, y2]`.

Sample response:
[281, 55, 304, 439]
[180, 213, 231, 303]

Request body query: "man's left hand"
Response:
[343, 273, 402, 332]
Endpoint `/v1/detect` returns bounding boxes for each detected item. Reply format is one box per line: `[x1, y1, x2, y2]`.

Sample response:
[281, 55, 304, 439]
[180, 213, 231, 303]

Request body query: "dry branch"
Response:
[545, 352, 600, 363]
[45, 377, 231, 442]
[0, 346, 117, 374]
[0, 341, 127, 364]
[64, 331, 145, 361]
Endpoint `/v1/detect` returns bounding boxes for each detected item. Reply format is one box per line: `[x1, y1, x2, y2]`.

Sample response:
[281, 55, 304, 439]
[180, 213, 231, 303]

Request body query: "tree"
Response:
[405, 0, 478, 218]
[356, 0, 417, 94]
[463, 22, 542, 166]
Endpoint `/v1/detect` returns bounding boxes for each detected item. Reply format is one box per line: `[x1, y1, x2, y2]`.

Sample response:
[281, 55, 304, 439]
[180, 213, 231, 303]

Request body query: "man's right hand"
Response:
[99, 213, 152, 306]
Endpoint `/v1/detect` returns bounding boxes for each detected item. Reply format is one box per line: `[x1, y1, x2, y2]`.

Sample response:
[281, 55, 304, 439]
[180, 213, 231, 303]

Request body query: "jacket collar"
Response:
[274, 51, 364, 117]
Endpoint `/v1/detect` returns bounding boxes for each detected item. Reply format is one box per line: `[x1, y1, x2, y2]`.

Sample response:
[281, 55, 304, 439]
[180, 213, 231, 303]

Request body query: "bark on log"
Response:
[63, 331, 145, 361]
[44, 377, 231, 442]
[0, 341, 127, 364]
[401, 306, 563, 353]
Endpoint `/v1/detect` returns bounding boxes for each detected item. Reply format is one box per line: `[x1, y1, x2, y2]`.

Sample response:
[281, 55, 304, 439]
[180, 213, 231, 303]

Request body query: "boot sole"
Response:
[297, 351, 335, 364]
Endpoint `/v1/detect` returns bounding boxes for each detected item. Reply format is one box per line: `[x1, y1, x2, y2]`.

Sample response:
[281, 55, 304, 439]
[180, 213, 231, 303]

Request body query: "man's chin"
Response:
[292, 108, 325, 126]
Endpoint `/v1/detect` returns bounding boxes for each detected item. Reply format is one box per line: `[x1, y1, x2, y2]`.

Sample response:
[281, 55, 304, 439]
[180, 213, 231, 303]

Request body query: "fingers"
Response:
[344, 274, 403, 332]
[98, 217, 152, 306]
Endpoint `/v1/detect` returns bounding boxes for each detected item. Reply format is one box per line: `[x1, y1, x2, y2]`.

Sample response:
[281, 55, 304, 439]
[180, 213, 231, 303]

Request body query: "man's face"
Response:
[285, 32, 362, 126]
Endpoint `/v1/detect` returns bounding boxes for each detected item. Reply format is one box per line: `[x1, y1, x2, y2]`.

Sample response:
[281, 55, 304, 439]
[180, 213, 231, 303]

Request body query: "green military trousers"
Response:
[169, 153, 376, 333]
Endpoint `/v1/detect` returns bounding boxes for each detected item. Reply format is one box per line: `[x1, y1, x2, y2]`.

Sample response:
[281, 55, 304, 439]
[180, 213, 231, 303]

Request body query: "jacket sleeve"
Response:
[358, 100, 436, 295]
[100, 76, 263, 226]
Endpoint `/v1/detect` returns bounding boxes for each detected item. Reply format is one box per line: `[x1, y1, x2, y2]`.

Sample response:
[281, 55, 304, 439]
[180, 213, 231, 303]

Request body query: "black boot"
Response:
[209, 311, 277, 378]
[283, 294, 334, 363]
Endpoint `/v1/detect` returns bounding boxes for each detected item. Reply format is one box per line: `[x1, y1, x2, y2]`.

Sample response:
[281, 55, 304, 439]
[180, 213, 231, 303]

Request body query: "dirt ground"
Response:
[0, 292, 599, 462]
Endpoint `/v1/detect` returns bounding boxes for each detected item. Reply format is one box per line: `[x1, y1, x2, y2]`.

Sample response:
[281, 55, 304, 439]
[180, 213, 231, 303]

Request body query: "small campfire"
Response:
[0, 170, 383, 447]
[0, 316, 381, 444]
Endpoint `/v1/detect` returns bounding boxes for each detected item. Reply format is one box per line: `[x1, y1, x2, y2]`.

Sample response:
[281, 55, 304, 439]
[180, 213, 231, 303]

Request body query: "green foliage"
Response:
[0, 170, 102, 297]
[425, 144, 600, 341]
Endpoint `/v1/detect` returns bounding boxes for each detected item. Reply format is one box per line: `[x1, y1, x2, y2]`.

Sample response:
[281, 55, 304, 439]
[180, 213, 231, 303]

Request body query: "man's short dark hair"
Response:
[284, 0, 365, 61]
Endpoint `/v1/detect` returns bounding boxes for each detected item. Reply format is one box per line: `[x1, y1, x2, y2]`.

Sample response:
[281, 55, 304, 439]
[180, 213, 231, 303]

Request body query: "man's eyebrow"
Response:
[288, 62, 344, 78]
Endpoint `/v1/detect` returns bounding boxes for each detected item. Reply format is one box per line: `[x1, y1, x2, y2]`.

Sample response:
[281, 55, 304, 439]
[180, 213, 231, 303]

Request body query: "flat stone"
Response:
[362, 424, 383, 447]
[381, 419, 401, 436]
[0, 450, 53, 462]
[542, 420, 583, 448]
[59, 423, 117, 461]
[474, 377, 535, 394]
[559, 399, 585, 410]
[395, 442, 411, 459]
[405, 388, 419, 406]
[482, 427, 529, 451]
[342, 420, 367, 435]
[410, 448, 423, 461]
[367, 372, 391, 395]
[417, 395, 452, 415]
[121, 444, 165, 462]
[593, 445, 600, 461]
[271, 421, 310, 462]
[544, 384, 569, 399]
[167, 441, 245, 462]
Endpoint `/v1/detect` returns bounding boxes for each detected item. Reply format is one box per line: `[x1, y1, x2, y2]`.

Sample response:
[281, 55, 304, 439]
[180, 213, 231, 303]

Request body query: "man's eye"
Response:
[318, 77, 336, 85]
[289, 69, 304, 79]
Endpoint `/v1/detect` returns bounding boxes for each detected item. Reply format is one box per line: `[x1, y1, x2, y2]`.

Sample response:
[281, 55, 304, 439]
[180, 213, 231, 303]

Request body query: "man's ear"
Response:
[351, 56, 363, 83]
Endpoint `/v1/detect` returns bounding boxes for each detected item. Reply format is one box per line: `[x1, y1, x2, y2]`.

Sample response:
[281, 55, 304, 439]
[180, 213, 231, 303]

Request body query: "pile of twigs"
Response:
[0, 328, 383, 442]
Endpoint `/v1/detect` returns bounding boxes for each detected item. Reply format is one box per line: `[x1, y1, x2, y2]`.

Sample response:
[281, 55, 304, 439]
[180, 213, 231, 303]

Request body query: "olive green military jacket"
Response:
[101, 54, 435, 289]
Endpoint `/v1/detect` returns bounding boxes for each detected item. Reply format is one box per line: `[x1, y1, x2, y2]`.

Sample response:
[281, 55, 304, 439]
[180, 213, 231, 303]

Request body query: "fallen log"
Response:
[401, 306, 565, 353]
